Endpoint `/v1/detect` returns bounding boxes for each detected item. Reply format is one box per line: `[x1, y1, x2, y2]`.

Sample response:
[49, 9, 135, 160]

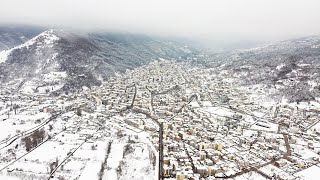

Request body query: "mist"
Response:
[1, 0, 320, 47]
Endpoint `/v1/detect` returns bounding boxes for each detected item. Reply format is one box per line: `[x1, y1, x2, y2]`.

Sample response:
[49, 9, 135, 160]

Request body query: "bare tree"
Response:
[22, 137, 32, 152]
[21, 128, 46, 151]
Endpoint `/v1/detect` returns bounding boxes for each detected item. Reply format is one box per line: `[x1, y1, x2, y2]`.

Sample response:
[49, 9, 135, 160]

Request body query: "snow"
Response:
[222, 78, 235, 83]
[294, 165, 320, 180]
[18, 70, 67, 94]
[0, 49, 12, 63]
[291, 144, 320, 160]
[0, 174, 20, 180]
[297, 63, 311, 67]
[0, 29, 59, 64]
[185, 88, 193, 95]
[37, 84, 65, 94]
[6, 161, 49, 174]
[260, 164, 295, 179]
[234, 171, 267, 180]
[118, 143, 155, 180]
[22, 29, 59, 49]
[204, 106, 234, 117]
[190, 101, 200, 108]
[202, 101, 212, 107]
[311, 44, 320, 48]
[103, 142, 125, 180]
[276, 64, 285, 70]
[20, 141, 75, 162]
[309, 120, 320, 133]
[62, 160, 84, 172]
[239, 45, 267, 52]
[43, 31, 59, 46]
[43, 71, 67, 82]
[78, 161, 101, 180]
[0, 113, 50, 143]
[250, 121, 278, 132]
[251, 111, 265, 118]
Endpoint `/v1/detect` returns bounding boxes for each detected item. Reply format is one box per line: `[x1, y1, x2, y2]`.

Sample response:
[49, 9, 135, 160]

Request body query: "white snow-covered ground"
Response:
[0, 113, 50, 142]
[311, 44, 320, 48]
[103, 142, 125, 180]
[118, 143, 155, 180]
[77, 140, 111, 180]
[0, 174, 21, 180]
[234, 171, 267, 180]
[19, 71, 67, 94]
[250, 121, 278, 132]
[203, 106, 234, 117]
[43, 72, 67, 83]
[0, 49, 11, 63]
[294, 165, 320, 180]
[189, 101, 200, 108]
[291, 144, 320, 160]
[202, 101, 212, 107]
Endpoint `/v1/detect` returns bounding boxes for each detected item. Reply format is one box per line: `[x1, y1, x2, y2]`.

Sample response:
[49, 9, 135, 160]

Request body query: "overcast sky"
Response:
[1, 0, 320, 42]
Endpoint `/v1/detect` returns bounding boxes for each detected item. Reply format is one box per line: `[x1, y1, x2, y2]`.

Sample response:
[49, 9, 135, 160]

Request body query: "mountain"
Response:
[0, 25, 44, 51]
[199, 35, 320, 103]
[0, 29, 198, 94]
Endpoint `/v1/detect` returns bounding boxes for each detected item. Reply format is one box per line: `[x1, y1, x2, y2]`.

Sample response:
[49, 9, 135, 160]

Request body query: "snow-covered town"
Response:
[0, 60, 320, 180]
[2, 0, 320, 179]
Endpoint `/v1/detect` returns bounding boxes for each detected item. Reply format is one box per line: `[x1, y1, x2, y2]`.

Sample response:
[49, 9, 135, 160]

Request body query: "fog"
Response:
[1, 0, 320, 45]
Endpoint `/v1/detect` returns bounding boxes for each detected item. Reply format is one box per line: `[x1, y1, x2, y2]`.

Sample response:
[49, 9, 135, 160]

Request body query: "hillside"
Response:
[0, 29, 197, 94]
[0, 25, 44, 51]
[198, 35, 320, 103]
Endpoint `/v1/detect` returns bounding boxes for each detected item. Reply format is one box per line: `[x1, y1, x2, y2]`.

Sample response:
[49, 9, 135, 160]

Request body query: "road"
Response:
[0, 129, 65, 172]
[215, 133, 292, 179]
[0, 112, 62, 150]
[48, 116, 104, 179]
[130, 84, 137, 108]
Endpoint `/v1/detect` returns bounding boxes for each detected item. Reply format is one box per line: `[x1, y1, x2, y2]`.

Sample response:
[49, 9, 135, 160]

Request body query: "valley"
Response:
[0, 28, 320, 180]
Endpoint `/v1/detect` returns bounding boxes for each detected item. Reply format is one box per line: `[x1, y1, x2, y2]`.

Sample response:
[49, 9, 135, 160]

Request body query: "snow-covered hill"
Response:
[0, 29, 198, 94]
[0, 25, 44, 51]
[198, 35, 320, 103]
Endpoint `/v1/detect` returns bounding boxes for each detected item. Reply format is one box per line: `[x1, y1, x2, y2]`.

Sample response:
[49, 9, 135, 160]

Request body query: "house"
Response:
[199, 142, 209, 150]
[200, 151, 206, 160]
[176, 171, 185, 180]
[196, 165, 208, 177]
[163, 164, 173, 177]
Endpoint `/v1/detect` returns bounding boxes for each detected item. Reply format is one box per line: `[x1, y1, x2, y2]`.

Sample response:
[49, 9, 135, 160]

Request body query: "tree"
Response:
[49, 158, 59, 173]
[31, 129, 46, 147]
[22, 137, 32, 152]
[76, 108, 82, 116]
[22, 128, 46, 151]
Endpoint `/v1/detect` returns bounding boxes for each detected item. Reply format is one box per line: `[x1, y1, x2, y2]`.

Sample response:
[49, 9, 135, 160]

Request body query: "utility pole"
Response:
[159, 122, 163, 180]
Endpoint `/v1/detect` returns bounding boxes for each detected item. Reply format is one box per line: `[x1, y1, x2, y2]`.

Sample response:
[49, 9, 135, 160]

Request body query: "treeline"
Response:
[21, 129, 46, 151]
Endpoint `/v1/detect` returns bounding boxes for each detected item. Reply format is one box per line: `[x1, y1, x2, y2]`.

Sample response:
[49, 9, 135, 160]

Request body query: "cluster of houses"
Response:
[1, 60, 320, 179]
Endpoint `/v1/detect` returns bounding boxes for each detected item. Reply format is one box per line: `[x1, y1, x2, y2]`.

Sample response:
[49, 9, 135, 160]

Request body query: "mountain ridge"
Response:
[198, 35, 320, 103]
[0, 29, 198, 94]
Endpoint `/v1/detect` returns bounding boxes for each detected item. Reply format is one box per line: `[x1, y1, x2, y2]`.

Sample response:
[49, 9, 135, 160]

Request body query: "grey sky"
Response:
[1, 0, 320, 41]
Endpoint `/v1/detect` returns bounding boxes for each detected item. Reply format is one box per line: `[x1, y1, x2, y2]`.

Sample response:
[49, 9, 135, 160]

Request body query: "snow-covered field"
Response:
[294, 165, 320, 180]
[103, 142, 125, 180]
[0, 113, 50, 142]
[0, 49, 11, 63]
